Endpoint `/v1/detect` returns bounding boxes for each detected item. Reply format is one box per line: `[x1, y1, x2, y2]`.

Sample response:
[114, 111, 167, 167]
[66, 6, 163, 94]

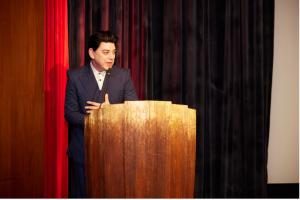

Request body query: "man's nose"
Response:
[108, 52, 115, 59]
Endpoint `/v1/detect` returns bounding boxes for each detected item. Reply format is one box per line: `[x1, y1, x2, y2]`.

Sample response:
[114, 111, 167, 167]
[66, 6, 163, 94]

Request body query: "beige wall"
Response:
[268, 0, 299, 183]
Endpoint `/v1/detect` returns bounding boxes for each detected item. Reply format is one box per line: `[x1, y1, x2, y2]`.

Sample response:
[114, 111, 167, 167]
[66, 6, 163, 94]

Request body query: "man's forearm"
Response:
[65, 111, 85, 127]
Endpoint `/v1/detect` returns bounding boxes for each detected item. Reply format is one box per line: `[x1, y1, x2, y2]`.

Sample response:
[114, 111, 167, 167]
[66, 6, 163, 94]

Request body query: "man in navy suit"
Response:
[64, 31, 138, 198]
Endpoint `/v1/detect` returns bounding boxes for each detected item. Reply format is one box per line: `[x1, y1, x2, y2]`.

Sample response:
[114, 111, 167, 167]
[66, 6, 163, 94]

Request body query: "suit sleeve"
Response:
[124, 70, 138, 101]
[64, 70, 85, 127]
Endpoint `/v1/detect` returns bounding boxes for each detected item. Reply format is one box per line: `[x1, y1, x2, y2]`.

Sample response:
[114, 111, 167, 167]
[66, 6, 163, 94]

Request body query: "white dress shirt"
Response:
[90, 62, 106, 90]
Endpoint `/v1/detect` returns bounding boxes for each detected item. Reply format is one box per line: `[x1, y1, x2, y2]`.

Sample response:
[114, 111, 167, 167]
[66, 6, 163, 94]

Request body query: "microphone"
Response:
[102, 68, 111, 97]
[106, 68, 111, 76]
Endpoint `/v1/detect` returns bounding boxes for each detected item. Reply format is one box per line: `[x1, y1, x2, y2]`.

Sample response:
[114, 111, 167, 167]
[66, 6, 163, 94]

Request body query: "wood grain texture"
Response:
[85, 101, 196, 198]
[0, 0, 44, 197]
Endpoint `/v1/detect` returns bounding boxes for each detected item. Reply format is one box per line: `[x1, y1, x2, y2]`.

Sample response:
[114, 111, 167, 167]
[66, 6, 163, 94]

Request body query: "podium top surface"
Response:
[92, 100, 196, 111]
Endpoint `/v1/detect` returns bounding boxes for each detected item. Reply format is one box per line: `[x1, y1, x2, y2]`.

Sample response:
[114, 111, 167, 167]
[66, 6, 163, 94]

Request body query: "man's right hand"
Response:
[85, 101, 100, 113]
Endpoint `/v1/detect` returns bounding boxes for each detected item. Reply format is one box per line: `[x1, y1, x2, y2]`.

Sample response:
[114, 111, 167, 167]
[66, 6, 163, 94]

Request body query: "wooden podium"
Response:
[84, 101, 196, 198]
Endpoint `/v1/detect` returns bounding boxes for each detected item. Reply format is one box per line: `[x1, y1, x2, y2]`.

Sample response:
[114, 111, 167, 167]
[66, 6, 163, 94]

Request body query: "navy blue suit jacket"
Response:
[64, 65, 138, 163]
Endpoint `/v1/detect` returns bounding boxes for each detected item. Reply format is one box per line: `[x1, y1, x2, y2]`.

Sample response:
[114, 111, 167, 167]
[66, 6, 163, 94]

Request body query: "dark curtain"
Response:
[68, 0, 274, 198]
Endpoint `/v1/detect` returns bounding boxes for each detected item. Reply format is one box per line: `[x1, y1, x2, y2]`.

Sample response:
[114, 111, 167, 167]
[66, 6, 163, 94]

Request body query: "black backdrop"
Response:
[68, 0, 274, 197]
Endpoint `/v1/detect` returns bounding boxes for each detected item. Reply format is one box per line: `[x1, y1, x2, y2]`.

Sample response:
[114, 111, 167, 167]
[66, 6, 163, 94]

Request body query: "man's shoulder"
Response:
[67, 65, 90, 78]
[111, 66, 130, 75]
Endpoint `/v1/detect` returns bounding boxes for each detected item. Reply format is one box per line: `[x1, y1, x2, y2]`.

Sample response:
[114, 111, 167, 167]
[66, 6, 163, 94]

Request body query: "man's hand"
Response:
[100, 93, 110, 108]
[85, 93, 110, 113]
[85, 101, 100, 113]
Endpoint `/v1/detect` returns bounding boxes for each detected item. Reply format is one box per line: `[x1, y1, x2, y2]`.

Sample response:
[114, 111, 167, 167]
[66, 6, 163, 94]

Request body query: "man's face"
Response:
[89, 42, 116, 71]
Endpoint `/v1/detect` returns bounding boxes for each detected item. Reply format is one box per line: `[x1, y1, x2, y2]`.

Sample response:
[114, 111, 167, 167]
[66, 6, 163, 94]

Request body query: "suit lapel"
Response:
[79, 65, 100, 102]
[99, 67, 116, 102]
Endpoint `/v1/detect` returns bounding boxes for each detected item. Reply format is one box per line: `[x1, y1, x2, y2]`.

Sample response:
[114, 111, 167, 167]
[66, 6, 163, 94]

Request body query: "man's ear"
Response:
[88, 48, 95, 59]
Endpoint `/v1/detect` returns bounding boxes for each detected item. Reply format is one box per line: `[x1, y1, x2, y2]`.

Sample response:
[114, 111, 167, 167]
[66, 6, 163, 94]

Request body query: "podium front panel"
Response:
[85, 101, 196, 198]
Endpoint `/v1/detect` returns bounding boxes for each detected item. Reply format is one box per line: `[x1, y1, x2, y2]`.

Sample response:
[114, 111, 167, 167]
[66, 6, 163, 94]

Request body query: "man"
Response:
[64, 31, 138, 197]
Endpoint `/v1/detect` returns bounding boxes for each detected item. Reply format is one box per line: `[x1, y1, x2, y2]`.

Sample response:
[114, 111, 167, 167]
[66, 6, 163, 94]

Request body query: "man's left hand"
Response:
[85, 93, 110, 113]
[100, 93, 110, 108]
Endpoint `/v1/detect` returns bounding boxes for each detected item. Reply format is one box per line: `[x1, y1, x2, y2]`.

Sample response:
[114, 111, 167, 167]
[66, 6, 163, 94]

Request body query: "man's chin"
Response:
[103, 66, 112, 71]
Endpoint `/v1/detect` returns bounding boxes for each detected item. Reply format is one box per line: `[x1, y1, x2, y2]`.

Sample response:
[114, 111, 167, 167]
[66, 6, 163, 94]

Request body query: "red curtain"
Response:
[44, 0, 69, 197]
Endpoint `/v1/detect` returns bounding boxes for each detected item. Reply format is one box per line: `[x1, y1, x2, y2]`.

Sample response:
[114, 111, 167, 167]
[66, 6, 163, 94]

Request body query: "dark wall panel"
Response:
[0, 0, 44, 197]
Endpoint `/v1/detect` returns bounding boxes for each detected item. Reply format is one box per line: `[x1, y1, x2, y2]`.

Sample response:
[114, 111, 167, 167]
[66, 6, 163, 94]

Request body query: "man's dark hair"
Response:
[88, 31, 118, 51]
